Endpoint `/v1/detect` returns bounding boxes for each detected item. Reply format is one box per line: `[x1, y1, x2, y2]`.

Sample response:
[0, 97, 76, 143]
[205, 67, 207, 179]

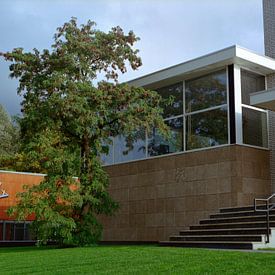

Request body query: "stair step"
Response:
[160, 203, 275, 250]
[180, 228, 270, 236]
[159, 241, 253, 250]
[219, 205, 267, 213]
[191, 221, 275, 230]
[210, 210, 275, 219]
[169, 235, 262, 242]
[200, 215, 275, 225]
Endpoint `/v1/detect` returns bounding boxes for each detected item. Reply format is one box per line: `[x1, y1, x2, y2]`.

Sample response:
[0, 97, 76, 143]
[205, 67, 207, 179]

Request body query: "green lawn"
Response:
[1, 245, 275, 274]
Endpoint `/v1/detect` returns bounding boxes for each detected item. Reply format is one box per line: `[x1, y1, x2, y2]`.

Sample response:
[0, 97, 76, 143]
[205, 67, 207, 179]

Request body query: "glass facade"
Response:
[185, 70, 227, 113]
[0, 221, 33, 241]
[186, 106, 228, 150]
[241, 70, 265, 105]
[148, 117, 183, 156]
[157, 82, 183, 118]
[114, 131, 146, 163]
[101, 65, 269, 166]
[240, 70, 268, 148]
[242, 107, 268, 148]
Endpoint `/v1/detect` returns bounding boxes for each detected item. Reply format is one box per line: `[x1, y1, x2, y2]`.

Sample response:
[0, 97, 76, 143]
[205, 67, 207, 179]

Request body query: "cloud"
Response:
[0, 0, 264, 115]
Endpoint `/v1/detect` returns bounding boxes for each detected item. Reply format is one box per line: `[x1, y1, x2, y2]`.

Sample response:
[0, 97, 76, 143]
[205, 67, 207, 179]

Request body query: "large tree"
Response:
[0, 18, 169, 246]
[0, 104, 19, 158]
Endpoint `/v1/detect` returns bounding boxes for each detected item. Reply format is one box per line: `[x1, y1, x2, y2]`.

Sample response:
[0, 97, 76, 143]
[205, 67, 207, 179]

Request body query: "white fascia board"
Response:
[235, 46, 275, 74]
[127, 45, 275, 89]
[128, 45, 236, 88]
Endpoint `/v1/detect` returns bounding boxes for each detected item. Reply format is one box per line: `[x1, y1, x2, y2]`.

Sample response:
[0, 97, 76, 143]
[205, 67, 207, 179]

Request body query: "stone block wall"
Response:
[101, 145, 271, 242]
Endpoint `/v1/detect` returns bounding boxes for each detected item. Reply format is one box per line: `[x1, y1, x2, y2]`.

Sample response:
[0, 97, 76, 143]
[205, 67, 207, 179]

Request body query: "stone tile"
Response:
[156, 199, 165, 212]
[231, 177, 243, 193]
[156, 184, 166, 198]
[243, 178, 270, 195]
[185, 196, 196, 210]
[175, 212, 185, 227]
[155, 213, 165, 227]
[204, 163, 218, 179]
[135, 200, 147, 214]
[205, 178, 218, 194]
[111, 188, 129, 202]
[218, 193, 232, 208]
[116, 214, 129, 228]
[145, 214, 156, 227]
[146, 199, 156, 213]
[242, 162, 262, 178]
[204, 194, 219, 210]
[231, 161, 242, 177]
[165, 183, 177, 198]
[174, 198, 186, 212]
[165, 198, 175, 213]
[174, 153, 186, 168]
[218, 177, 231, 193]
[165, 213, 175, 226]
[218, 162, 232, 177]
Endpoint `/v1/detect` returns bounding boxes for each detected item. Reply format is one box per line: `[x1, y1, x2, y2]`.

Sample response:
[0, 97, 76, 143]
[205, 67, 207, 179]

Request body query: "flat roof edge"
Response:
[0, 170, 46, 177]
[127, 45, 275, 88]
[250, 88, 275, 105]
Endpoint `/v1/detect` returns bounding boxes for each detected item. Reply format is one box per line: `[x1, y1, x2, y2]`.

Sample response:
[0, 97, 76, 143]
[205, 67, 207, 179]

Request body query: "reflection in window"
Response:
[100, 140, 114, 165]
[242, 107, 268, 148]
[148, 117, 183, 157]
[186, 107, 228, 150]
[185, 70, 227, 113]
[114, 131, 146, 163]
[241, 70, 265, 105]
[156, 82, 183, 118]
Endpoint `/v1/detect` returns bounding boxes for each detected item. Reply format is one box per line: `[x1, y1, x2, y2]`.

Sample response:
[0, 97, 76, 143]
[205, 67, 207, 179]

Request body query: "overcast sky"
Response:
[0, 0, 264, 115]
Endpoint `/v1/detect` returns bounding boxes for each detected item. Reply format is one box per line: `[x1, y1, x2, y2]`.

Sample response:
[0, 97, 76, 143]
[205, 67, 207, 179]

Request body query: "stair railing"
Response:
[254, 194, 275, 243]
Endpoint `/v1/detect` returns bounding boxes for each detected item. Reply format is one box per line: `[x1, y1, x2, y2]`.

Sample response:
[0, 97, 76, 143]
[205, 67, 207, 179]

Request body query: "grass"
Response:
[1, 245, 275, 274]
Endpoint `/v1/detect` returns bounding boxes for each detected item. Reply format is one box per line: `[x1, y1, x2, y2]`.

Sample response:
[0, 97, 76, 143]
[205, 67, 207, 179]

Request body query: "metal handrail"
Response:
[254, 194, 275, 243]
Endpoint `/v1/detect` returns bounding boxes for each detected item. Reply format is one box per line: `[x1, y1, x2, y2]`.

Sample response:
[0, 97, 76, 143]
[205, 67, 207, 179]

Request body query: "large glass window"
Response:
[186, 106, 228, 150]
[148, 117, 183, 157]
[100, 141, 114, 165]
[101, 68, 231, 165]
[156, 82, 183, 118]
[185, 70, 227, 113]
[114, 131, 146, 163]
[241, 70, 265, 105]
[242, 107, 268, 148]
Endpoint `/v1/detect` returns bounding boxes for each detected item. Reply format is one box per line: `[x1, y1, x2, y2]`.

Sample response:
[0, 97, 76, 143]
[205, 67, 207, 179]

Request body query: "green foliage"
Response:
[0, 104, 20, 158]
[1, 18, 168, 246]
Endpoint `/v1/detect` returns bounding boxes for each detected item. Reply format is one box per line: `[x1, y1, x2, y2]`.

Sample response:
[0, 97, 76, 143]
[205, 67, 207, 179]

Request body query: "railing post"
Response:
[266, 211, 270, 243]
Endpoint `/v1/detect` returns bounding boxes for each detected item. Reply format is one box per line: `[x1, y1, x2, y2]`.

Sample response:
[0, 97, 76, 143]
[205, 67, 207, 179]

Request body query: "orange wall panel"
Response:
[0, 171, 44, 220]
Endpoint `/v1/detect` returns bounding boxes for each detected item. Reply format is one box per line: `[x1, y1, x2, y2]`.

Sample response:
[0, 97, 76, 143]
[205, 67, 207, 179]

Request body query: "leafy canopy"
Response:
[0, 18, 169, 246]
[0, 104, 19, 158]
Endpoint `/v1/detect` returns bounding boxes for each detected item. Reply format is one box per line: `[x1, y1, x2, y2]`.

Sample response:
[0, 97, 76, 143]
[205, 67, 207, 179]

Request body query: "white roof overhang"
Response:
[127, 45, 275, 89]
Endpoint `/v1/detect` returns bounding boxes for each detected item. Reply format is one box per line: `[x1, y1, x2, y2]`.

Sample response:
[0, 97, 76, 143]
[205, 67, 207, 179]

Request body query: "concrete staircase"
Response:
[160, 205, 275, 250]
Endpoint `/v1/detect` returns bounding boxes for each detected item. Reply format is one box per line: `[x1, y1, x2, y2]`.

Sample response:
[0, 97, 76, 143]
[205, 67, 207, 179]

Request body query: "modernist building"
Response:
[1, 0, 275, 248]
